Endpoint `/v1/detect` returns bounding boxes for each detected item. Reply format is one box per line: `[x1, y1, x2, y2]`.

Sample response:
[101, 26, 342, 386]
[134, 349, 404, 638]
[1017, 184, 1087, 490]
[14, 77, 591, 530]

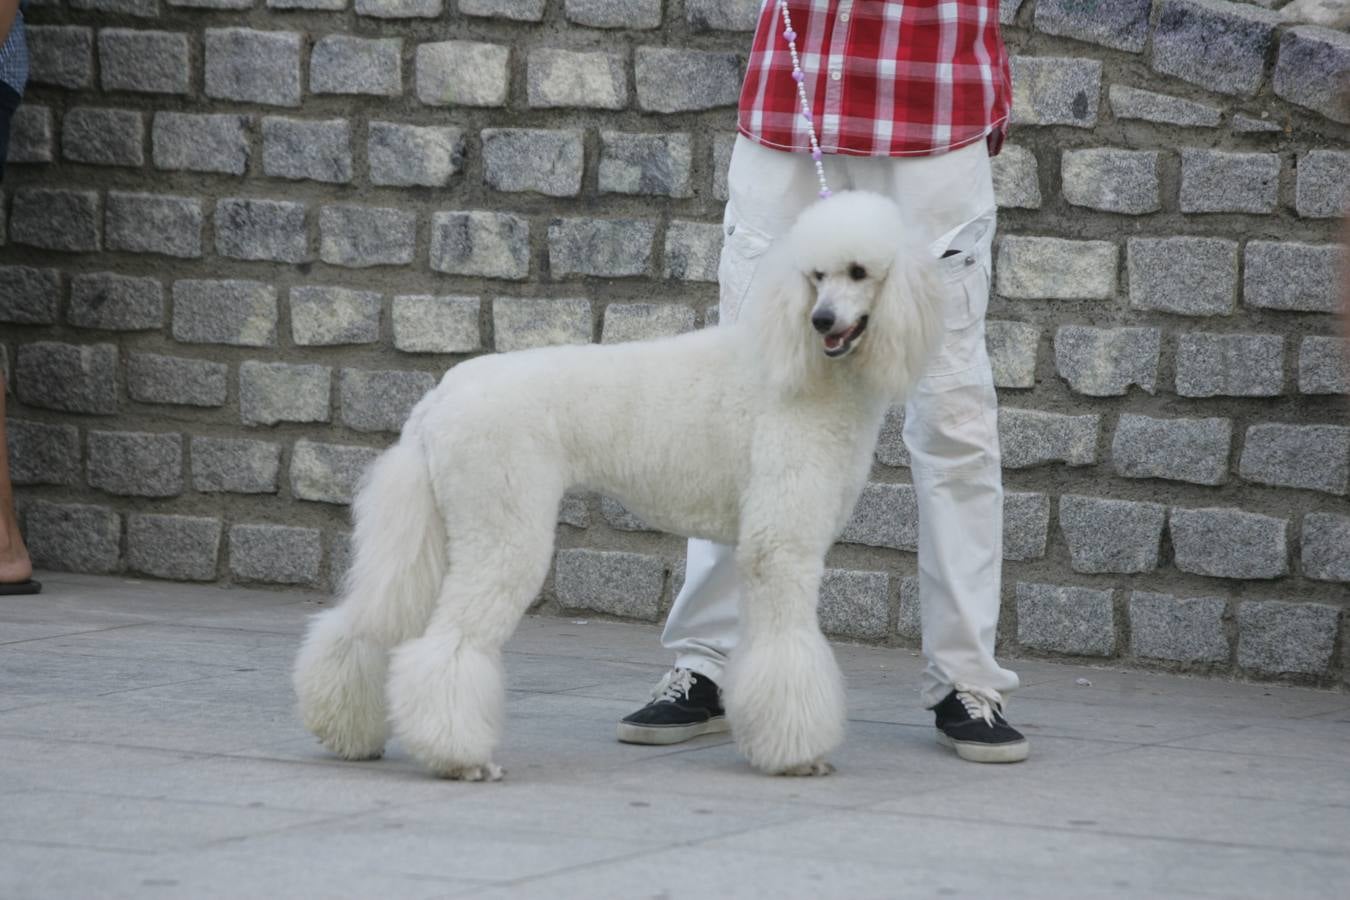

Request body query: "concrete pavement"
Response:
[2, 573, 1348, 899]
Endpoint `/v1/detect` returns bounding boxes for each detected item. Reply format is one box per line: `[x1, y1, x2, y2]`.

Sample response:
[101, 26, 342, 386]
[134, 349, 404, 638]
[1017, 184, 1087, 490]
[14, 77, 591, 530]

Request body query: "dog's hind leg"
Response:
[385, 476, 561, 781]
[293, 438, 447, 761]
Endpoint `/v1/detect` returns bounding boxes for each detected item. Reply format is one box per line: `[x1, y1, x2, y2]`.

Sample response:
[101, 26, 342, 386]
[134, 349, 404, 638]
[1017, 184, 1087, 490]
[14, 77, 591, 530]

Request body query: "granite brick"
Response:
[1108, 84, 1223, 127]
[998, 408, 1100, 468]
[339, 368, 436, 433]
[290, 286, 382, 347]
[27, 502, 122, 575]
[840, 483, 919, 553]
[11, 188, 100, 253]
[215, 198, 309, 264]
[105, 192, 202, 259]
[319, 205, 416, 268]
[601, 303, 696, 344]
[1176, 333, 1283, 398]
[1009, 56, 1102, 127]
[1112, 414, 1232, 486]
[290, 440, 380, 504]
[1152, 0, 1281, 98]
[99, 29, 190, 95]
[493, 297, 592, 351]
[15, 343, 118, 415]
[549, 218, 656, 278]
[416, 41, 511, 107]
[1129, 592, 1230, 663]
[127, 514, 222, 581]
[1059, 494, 1166, 574]
[5, 420, 80, 486]
[1054, 326, 1160, 397]
[368, 122, 464, 187]
[0, 267, 60, 325]
[127, 354, 228, 407]
[1295, 150, 1350, 218]
[1016, 582, 1116, 656]
[1302, 512, 1350, 582]
[261, 118, 352, 184]
[635, 48, 742, 113]
[239, 361, 330, 425]
[1237, 600, 1340, 676]
[1180, 150, 1280, 214]
[1239, 423, 1349, 495]
[172, 279, 278, 347]
[87, 431, 183, 498]
[1128, 237, 1238, 316]
[996, 237, 1117, 300]
[482, 129, 584, 197]
[152, 113, 250, 176]
[1170, 506, 1288, 579]
[818, 570, 891, 640]
[528, 49, 627, 110]
[554, 549, 665, 620]
[430, 211, 530, 280]
[205, 28, 302, 107]
[62, 108, 144, 167]
[1273, 25, 1350, 123]
[229, 524, 322, 585]
[191, 437, 281, 494]
[1298, 336, 1348, 394]
[1244, 242, 1340, 313]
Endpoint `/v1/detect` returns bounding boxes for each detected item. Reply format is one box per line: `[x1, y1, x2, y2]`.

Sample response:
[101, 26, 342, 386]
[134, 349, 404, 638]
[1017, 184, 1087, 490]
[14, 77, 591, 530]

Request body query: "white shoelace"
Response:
[651, 667, 696, 703]
[953, 683, 1006, 727]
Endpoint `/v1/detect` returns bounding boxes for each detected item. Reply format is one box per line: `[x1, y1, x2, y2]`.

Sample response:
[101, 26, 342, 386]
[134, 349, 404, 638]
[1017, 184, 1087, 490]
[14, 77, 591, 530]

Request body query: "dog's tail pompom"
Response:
[293, 437, 447, 760]
[863, 244, 945, 402]
[293, 607, 391, 760]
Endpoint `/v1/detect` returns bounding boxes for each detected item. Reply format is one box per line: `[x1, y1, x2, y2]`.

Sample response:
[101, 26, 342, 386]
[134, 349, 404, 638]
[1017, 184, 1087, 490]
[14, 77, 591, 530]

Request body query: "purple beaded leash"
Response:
[777, 0, 833, 199]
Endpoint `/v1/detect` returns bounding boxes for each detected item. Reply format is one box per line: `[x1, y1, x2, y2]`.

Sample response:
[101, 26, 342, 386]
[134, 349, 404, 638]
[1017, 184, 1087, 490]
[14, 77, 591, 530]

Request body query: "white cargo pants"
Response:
[663, 135, 1019, 709]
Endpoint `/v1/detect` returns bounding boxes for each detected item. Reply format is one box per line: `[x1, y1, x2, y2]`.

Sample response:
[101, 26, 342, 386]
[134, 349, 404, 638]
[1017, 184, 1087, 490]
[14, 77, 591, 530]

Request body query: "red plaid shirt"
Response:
[738, 0, 1011, 158]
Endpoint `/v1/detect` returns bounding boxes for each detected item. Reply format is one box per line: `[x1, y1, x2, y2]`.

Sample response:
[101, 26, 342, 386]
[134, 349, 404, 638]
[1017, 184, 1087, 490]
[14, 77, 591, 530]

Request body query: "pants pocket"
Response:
[717, 204, 774, 325]
[924, 210, 996, 377]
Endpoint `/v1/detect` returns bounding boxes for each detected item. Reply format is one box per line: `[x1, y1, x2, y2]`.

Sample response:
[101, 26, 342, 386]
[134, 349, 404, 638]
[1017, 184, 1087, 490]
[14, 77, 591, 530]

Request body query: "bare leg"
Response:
[0, 373, 33, 586]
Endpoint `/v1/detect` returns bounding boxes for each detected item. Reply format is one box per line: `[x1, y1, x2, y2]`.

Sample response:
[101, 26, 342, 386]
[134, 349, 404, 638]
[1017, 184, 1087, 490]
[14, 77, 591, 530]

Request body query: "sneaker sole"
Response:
[936, 731, 1030, 764]
[616, 716, 730, 746]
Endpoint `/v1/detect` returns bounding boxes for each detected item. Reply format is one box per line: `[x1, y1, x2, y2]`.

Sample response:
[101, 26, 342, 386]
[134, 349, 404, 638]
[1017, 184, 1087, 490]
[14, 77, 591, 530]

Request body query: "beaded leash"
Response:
[777, 0, 833, 199]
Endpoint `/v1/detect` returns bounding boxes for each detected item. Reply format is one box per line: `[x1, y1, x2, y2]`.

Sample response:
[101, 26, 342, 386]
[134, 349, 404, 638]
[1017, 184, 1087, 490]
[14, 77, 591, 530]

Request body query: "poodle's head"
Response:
[748, 191, 943, 401]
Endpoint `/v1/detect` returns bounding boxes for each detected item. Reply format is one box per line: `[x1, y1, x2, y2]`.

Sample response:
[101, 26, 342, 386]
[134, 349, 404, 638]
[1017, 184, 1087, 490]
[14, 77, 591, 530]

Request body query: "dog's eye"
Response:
[812, 270, 824, 282]
[849, 264, 868, 281]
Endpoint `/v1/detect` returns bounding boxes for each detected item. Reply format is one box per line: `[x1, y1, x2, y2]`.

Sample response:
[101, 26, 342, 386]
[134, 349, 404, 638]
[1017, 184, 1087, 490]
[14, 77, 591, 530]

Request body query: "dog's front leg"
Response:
[724, 537, 846, 777]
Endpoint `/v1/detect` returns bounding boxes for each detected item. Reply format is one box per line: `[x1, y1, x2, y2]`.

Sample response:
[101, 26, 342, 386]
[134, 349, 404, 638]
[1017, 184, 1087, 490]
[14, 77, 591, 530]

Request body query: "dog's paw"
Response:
[776, 759, 835, 777]
[435, 762, 504, 782]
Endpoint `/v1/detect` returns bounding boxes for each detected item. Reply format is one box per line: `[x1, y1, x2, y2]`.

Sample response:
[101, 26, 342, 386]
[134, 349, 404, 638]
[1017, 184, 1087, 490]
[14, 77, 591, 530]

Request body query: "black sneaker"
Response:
[616, 668, 729, 745]
[932, 686, 1029, 763]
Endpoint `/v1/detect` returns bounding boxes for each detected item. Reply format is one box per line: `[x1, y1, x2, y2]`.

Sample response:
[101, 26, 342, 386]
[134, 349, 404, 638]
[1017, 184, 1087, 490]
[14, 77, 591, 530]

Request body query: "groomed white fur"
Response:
[293, 191, 943, 779]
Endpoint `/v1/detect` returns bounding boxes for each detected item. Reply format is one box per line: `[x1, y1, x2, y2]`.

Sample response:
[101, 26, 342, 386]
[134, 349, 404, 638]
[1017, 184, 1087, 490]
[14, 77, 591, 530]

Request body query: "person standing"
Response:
[0, 0, 27, 173]
[617, 0, 1026, 763]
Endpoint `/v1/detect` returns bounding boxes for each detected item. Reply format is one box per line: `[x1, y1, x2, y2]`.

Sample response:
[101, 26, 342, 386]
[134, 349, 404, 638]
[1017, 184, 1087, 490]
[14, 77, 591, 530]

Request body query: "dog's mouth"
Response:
[823, 315, 869, 358]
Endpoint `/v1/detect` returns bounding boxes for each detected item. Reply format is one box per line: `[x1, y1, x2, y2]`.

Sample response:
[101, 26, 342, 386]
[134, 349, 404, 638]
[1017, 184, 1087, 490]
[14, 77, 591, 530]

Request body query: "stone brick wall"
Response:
[3, 0, 1349, 685]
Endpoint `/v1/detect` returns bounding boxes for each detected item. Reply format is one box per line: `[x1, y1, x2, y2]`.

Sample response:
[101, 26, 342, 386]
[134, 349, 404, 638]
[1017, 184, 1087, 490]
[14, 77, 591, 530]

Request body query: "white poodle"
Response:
[293, 191, 942, 780]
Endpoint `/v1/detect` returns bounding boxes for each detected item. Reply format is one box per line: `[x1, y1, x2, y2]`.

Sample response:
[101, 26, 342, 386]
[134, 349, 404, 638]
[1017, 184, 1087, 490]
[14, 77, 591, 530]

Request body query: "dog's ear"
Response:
[745, 243, 824, 396]
[859, 245, 944, 401]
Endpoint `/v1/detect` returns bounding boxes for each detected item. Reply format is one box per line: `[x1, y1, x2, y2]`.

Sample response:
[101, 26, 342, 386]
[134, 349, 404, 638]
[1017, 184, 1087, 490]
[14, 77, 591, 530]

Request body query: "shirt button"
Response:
[840, 12, 850, 22]
[831, 70, 841, 81]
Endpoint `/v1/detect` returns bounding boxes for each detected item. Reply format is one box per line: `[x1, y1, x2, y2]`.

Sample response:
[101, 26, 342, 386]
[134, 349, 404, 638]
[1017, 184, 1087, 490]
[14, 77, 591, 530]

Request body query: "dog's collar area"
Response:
[823, 315, 868, 357]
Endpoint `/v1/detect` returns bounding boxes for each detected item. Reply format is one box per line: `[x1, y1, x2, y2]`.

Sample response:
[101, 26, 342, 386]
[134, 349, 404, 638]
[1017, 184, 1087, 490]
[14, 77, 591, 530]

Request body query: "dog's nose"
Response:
[811, 310, 835, 334]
